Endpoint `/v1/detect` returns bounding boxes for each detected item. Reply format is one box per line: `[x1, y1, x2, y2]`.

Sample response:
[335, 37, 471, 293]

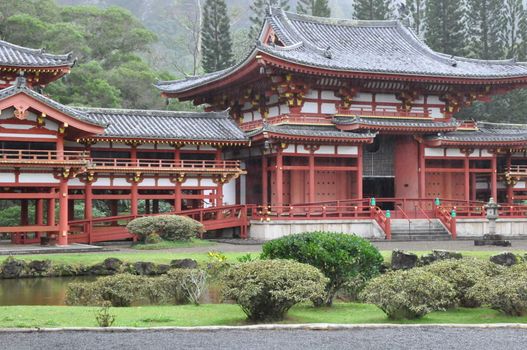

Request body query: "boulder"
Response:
[28, 260, 52, 275]
[490, 252, 517, 266]
[102, 258, 123, 272]
[1, 257, 27, 278]
[157, 264, 171, 274]
[170, 259, 198, 269]
[420, 250, 462, 265]
[391, 250, 418, 270]
[132, 261, 157, 275]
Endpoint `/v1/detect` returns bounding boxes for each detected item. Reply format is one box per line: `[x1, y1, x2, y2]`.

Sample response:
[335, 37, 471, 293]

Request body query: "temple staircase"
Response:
[389, 219, 451, 241]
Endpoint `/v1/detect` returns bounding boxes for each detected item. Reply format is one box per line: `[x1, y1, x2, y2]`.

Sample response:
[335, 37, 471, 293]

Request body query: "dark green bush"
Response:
[423, 258, 503, 307]
[468, 263, 527, 316]
[222, 259, 328, 321]
[126, 215, 204, 242]
[261, 232, 383, 306]
[360, 268, 457, 319]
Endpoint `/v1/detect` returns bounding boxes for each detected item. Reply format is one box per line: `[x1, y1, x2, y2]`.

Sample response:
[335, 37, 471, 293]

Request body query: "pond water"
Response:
[0, 276, 222, 306]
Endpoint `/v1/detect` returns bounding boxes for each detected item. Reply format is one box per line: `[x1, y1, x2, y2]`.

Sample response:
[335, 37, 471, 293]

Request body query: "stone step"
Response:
[389, 235, 452, 241]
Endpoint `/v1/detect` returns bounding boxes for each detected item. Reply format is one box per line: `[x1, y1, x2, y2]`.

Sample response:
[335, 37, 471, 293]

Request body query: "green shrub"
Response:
[66, 273, 144, 307]
[126, 215, 204, 242]
[360, 269, 457, 320]
[468, 264, 527, 316]
[422, 259, 503, 307]
[261, 232, 383, 306]
[156, 269, 207, 305]
[95, 301, 116, 327]
[221, 259, 328, 321]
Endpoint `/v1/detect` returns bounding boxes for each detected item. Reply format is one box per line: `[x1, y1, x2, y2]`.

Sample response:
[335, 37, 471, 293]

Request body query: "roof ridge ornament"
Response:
[323, 46, 332, 59]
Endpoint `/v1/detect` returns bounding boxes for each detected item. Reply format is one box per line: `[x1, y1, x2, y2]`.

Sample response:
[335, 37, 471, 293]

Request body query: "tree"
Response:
[424, 0, 467, 56]
[297, 0, 331, 17]
[201, 0, 235, 73]
[501, 0, 527, 59]
[465, 0, 505, 59]
[249, 0, 290, 39]
[398, 0, 426, 37]
[353, 0, 394, 20]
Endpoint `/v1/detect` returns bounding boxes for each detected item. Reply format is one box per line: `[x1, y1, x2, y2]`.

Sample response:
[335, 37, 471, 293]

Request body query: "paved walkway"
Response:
[2, 327, 526, 350]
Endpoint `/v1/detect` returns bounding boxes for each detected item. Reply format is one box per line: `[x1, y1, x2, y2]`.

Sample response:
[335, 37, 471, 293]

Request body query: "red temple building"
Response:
[4, 8, 527, 244]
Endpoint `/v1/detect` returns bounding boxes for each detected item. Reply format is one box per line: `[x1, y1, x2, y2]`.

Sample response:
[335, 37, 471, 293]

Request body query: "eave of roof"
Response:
[0, 39, 75, 69]
[333, 116, 460, 132]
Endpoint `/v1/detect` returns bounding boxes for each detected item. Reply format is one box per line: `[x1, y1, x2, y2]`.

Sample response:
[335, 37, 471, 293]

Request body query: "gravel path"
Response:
[2, 327, 527, 350]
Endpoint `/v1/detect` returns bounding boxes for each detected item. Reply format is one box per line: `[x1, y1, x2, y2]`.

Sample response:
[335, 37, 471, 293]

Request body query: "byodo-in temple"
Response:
[4, 8, 527, 245]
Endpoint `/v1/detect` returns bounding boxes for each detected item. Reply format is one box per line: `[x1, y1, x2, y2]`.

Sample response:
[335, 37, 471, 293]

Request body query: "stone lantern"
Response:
[475, 197, 510, 247]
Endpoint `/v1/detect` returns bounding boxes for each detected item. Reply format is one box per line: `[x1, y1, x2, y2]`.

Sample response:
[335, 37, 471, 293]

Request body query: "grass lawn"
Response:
[131, 238, 216, 250]
[0, 250, 523, 266]
[0, 303, 525, 328]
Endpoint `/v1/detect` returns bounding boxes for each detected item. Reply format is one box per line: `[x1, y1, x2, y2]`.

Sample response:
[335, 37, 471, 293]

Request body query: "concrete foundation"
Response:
[249, 219, 385, 241]
[456, 218, 527, 238]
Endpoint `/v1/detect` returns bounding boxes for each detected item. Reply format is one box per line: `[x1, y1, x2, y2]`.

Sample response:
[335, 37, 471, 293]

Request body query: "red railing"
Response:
[435, 206, 457, 239]
[371, 206, 391, 239]
[507, 165, 527, 174]
[88, 158, 241, 170]
[0, 148, 87, 162]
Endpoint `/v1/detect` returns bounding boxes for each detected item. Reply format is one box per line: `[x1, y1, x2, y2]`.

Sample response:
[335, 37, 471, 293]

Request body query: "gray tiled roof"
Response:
[156, 8, 527, 94]
[0, 80, 105, 126]
[77, 108, 248, 142]
[248, 123, 376, 139]
[428, 122, 527, 143]
[333, 116, 460, 130]
[0, 40, 74, 68]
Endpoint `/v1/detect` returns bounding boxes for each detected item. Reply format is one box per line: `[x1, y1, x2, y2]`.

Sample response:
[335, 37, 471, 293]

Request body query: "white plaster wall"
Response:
[425, 148, 443, 157]
[337, 146, 358, 155]
[68, 178, 83, 186]
[480, 149, 492, 157]
[304, 89, 318, 99]
[240, 174, 246, 205]
[201, 178, 215, 187]
[514, 181, 526, 189]
[183, 178, 199, 187]
[43, 119, 59, 132]
[113, 178, 129, 186]
[354, 92, 373, 102]
[223, 179, 236, 205]
[321, 103, 337, 114]
[268, 106, 280, 117]
[199, 145, 216, 151]
[181, 145, 198, 151]
[376, 93, 398, 103]
[137, 144, 155, 149]
[427, 95, 441, 104]
[0, 133, 56, 139]
[468, 149, 481, 157]
[1, 124, 33, 130]
[249, 220, 385, 240]
[429, 107, 443, 118]
[301, 102, 318, 113]
[0, 172, 16, 182]
[283, 144, 295, 154]
[321, 90, 339, 100]
[446, 148, 463, 157]
[157, 178, 173, 186]
[93, 178, 111, 186]
[457, 219, 527, 237]
[19, 173, 59, 183]
[139, 178, 156, 187]
[315, 145, 334, 154]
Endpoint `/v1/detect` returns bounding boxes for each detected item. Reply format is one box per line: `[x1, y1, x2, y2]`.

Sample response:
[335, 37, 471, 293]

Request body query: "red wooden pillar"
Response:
[174, 147, 182, 212]
[506, 153, 514, 204]
[56, 135, 64, 160]
[84, 181, 93, 243]
[490, 154, 498, 200]
[57, 178, 69, 245]
[262, 155, 268, 205]
[20, 199, 28, 225]
[215, 148, 223, 206]
[48, 189, 56, 226]
[130, 181, 138, 216]
[356, 144, 363, 199]
[35, 199, 44, 225]
[470, 173, 477, 201]
[308, 152, 315, 203]
[418, 143, 426, 198]
[464, 156, 470, 202]
[276, 148, 284, 207]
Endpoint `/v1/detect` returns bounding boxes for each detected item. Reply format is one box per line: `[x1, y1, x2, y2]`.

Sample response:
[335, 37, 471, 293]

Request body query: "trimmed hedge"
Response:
[261, 232, 383, 306]
[126, 215, 204, 242]
[422, 258, 504, 307]
[360, 268, 457, 320]
[221, 259, 328, 321]
[468, 263, 527, 316]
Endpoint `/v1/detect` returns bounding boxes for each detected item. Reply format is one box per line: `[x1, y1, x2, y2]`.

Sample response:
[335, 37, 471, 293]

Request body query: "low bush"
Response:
[360, 269, 457, 320]
[261, 232, 383, 306]
[422, 259, 503, 307]
[222, 259, 328, 322]
[126, 215, 204, 242]
[467, 263, 527, 316]
[66, 274, 144, 307]
[156, 269, 207, 305]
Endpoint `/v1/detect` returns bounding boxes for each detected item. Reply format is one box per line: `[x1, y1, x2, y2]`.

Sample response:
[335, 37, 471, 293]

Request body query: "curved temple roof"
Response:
[76, 108, 248, 143]
[0, 40, 74, 68]
[156, 8, 527, 95]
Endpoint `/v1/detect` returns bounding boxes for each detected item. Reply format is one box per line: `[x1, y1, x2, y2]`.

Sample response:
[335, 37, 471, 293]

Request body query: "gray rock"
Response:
[170, 259, 198, 269]
[391, 250, 418, 270]
[132, 261, 157, 275]
[420, 250, 462, 265]
[28, 260, 52, 274]
[1, 258, 27, 278]
[490, 252, 517, 266]
[102, 258, 122, 272]
[157, 264, 170, 274]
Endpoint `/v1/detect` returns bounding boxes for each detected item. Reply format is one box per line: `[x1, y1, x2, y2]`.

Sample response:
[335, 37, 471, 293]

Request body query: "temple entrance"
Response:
[362, 177, 395, 209]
